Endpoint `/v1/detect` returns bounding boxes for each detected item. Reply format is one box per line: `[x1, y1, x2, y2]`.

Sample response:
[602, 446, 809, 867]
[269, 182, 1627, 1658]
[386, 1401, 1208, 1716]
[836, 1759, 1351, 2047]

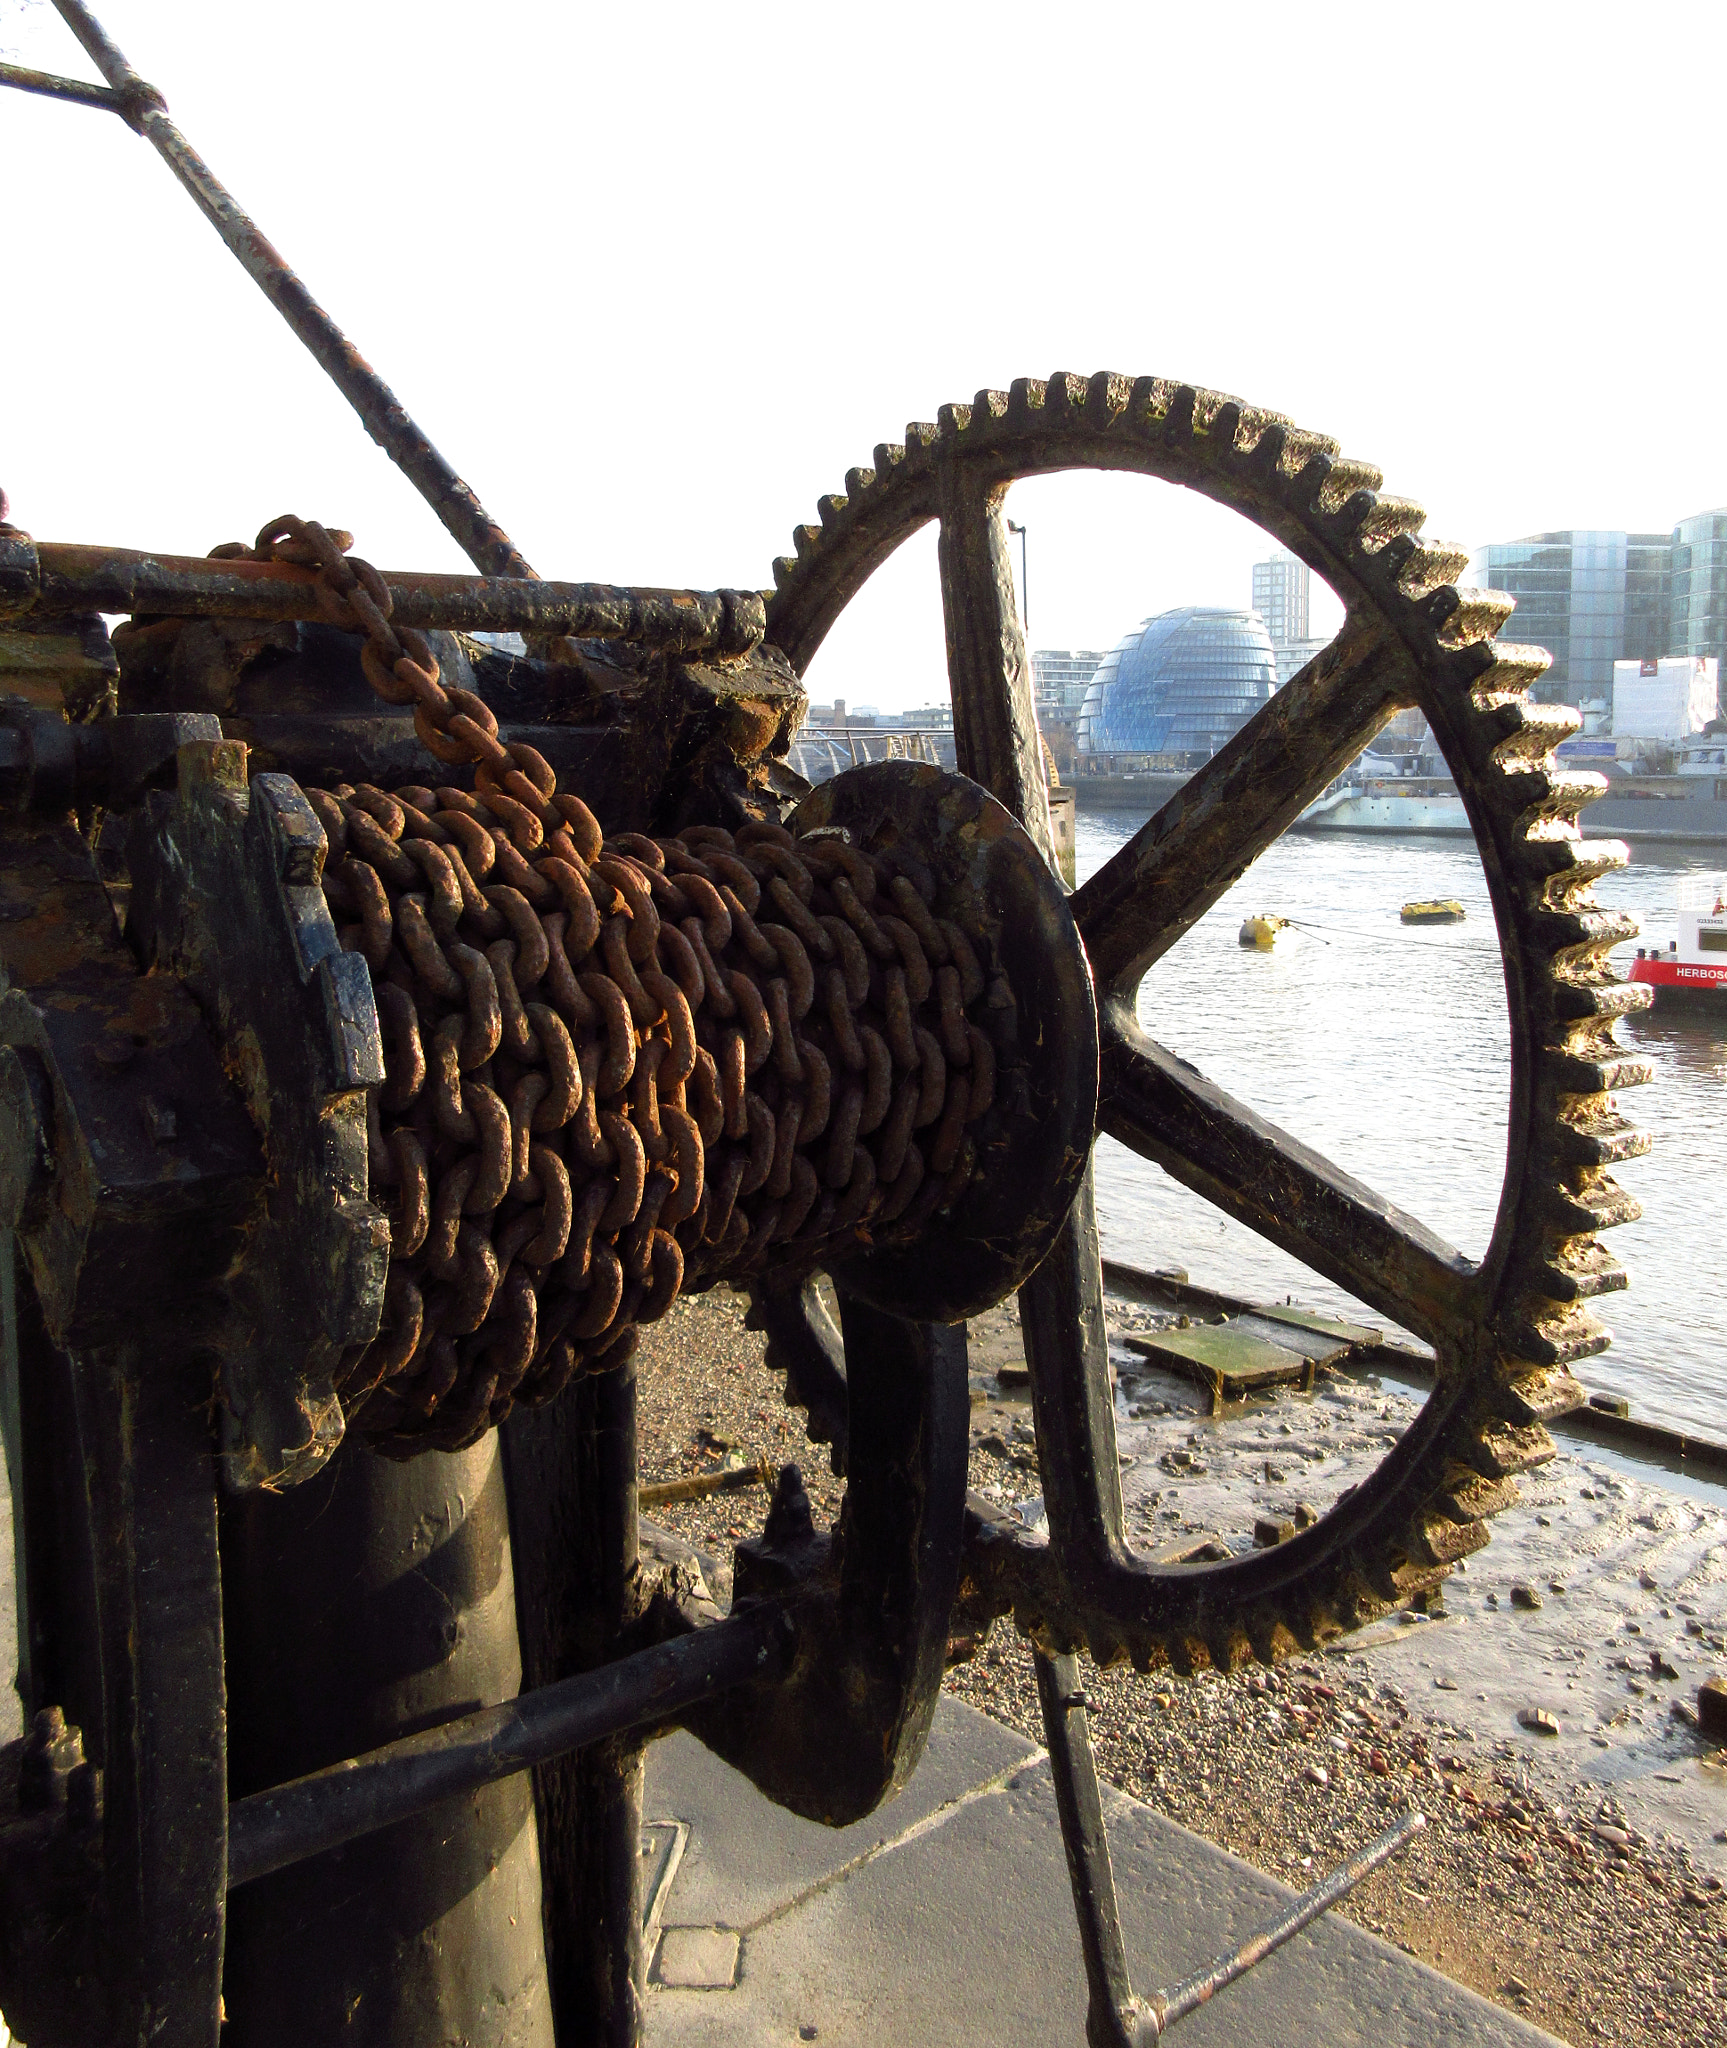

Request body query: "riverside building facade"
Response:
[1469, 515, 1727, 727]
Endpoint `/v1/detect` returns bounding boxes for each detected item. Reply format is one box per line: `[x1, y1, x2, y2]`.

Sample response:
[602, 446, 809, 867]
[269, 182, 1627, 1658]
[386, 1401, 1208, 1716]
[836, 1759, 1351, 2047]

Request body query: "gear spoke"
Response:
[1072, 618, 1413, 998]
[1098, 1016, 1477, 1351]
[935, 465, 1057, 865]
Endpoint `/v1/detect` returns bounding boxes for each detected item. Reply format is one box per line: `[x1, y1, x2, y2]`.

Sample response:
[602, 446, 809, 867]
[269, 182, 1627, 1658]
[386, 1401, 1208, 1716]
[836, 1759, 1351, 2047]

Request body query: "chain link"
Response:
[222, 517, 1009, 1453]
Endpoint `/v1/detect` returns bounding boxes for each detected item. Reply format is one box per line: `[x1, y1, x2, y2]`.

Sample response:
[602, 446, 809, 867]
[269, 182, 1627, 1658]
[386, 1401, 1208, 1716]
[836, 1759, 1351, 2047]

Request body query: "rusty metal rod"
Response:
[1148, 1809, 1426, 2036]
[42, 1, 534, 582]
[24, 542, 764, 655]
[0, 59, 121, 110]
[638, 1459, 773, 1509]
[226, 1601, 794, 1891]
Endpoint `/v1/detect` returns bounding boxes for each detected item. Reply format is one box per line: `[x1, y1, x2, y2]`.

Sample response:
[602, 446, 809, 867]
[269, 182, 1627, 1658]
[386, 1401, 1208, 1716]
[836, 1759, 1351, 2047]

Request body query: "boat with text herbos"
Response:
[1629, 876, 1727, 1008]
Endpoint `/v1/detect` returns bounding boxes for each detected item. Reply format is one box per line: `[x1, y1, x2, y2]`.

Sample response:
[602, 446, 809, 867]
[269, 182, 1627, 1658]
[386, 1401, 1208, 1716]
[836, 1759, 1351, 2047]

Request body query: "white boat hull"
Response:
[1295, 789, 1470, 835]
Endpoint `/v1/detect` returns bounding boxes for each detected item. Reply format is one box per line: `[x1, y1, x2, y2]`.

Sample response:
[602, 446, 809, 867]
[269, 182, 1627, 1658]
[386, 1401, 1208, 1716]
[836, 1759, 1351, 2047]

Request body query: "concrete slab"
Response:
[644, 1694, 1033, 1928]
[644, 1699, 1564, 2048]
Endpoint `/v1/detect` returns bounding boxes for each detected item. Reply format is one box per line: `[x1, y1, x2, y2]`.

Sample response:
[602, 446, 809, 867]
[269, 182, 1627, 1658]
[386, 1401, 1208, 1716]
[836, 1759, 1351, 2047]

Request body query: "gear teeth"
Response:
[1542, 1045, 1652, 1094]
[1314, 459, 1385, 514]
[1503, 766, 1610, 838]
[1043, 372, 1089, 421]
[1412, 1511, 1490, 1568]
[1432, 584, 1516, 646]
[1471, 1418, 1557, 1478]
[1550, 978, 1651, 1026]
[936, 401, 971, 438]
[1085, 371, 1134, 425]
[1484, 698, 1582, 768]
[873, 441, 905, 476]
[1470, 641, 1553, 699]
[1390, 540, 1475, 600]
[1005, 378, 1048, 425]
[1523, 835, 1632, 905]
[1519, 1237, 1628, 1305]
[1353, 496, 1427, 554]
[816, 494, 848, 529]
[1501, 1363, 1591, 1421]
[792, 524, 822, 562]
[1164, 386, 1198, 441]
[1544, 1169, 1642, 1237]
[1436, 1465, 1521, 1523]
[1503, 1302, 1613, 1369]
[1550, 1104, 1650, 1170]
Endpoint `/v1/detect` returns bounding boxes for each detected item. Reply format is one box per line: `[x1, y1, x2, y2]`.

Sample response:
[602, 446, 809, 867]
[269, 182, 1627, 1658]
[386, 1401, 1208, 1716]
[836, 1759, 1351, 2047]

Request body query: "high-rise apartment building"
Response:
[1031, 648, 1107, 721]
[1251, 551, 1309, 646]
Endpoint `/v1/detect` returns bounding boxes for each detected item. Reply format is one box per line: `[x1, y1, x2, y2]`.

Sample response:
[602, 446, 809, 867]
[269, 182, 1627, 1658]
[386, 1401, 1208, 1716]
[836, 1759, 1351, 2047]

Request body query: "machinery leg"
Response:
[504, 1363, 644, 2047]
[219, 1429, 553, 2047]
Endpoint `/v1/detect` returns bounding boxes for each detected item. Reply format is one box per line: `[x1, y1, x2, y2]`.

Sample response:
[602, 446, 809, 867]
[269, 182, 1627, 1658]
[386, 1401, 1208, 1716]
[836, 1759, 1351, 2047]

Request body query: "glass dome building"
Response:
[1075, 607, 1277, 759]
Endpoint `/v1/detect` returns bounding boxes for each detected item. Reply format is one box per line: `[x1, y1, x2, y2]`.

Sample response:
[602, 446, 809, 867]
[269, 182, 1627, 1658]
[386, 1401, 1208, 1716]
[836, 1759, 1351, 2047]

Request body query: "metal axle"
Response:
[227, 1602, 794, 1890]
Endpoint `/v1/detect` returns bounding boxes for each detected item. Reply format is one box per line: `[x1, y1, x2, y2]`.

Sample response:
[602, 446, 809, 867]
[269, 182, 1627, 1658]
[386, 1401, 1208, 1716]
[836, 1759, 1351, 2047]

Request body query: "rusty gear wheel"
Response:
[758, 372, 1651, 1673]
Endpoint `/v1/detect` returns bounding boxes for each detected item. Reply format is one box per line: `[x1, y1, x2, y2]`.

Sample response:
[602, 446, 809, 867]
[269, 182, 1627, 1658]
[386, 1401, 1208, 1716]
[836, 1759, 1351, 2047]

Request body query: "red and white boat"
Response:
[1629, 876, 1727, 1006]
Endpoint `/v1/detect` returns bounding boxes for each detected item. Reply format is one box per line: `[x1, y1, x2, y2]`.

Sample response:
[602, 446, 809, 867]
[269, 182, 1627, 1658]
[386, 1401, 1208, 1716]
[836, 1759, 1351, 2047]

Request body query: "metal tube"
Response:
[28, 542, 765, 655]
[639, 1459, 771, 1508]
[0, 60, 121, 111]
[226, 1602, 792, 1891]
[47, 1, 533, 581]
[1151, 1809, 1426, 2035]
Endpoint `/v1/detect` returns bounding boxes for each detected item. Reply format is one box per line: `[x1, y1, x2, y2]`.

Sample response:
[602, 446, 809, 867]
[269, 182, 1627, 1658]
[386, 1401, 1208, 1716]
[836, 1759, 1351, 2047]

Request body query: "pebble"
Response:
[1519, 1708, 1560, 1736]
[1698, 1677, 1727, 1741]
[1639, 1571, 1659, 1592]
[1304, 1764, 1330, 1788]
[1511, 1585, 1543, 1611]
[1253, 1515, 1296, 1548]
[1434, 1676, 1458, 1691]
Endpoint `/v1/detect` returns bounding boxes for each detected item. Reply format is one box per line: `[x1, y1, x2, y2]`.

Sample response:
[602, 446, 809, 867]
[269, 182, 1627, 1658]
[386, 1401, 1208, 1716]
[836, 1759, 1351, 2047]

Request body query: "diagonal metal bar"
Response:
[42, 0, 532, 581]
[1099, 1017, 1478, 1351]
[0, 59, 122, 110]
[1150, 1810, 1426, 2036]
[1072, 618, 1413, 999]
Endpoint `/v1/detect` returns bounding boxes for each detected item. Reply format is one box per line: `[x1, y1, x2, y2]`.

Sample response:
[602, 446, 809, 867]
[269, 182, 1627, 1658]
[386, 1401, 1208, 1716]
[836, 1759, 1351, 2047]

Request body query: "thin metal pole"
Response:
[1007, 518, 1029, 632]
[0, 59, 120, 110]
[1151, 1809, 1427, 2035]
[43, 1, 534, 581]
[226, 1602, 793, 1891]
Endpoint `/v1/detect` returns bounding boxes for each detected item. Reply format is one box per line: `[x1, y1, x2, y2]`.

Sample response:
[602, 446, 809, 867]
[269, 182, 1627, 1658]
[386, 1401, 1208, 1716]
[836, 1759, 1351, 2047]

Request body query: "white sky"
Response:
[5, 0, 1725, 712]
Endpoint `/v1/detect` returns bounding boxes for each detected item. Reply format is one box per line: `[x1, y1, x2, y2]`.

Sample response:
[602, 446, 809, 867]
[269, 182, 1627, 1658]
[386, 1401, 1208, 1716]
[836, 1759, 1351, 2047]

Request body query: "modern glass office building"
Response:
[1469, 530, 1670, 706]
[1668, 509, 1727, 681]
[1075, 608, 1277, 758]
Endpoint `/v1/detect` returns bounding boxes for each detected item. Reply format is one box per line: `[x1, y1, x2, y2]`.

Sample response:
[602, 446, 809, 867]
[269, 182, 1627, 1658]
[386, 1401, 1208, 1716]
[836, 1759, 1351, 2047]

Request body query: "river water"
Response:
[1076, 810, 1726, 1442]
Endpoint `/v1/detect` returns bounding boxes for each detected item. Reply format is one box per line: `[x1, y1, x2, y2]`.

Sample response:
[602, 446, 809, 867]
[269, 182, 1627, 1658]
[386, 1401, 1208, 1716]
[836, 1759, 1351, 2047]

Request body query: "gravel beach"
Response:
[635, 1285, 1727, 2048]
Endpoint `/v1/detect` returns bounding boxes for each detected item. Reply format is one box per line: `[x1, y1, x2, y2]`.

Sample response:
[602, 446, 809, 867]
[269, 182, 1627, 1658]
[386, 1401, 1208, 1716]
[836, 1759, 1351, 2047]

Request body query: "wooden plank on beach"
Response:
[1244, 1302, 1384, 1348]
[1123, 1324, 1319, 1409]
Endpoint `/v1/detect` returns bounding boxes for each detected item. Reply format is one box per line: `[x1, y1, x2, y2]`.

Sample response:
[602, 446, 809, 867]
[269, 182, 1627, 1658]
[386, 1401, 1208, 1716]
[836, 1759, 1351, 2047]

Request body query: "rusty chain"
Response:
[219, 516, 1009, 1454]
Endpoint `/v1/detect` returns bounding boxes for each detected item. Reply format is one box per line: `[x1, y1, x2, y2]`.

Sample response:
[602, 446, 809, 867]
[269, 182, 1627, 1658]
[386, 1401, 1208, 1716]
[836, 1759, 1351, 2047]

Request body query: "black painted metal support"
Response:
[503, 1362, 648, 2047]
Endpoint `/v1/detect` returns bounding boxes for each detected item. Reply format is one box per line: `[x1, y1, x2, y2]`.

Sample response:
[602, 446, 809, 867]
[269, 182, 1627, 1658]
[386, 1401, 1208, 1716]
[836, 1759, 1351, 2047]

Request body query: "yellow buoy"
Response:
[1400, 899, 1465, 925]
[1238, 914, 1290, 949]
